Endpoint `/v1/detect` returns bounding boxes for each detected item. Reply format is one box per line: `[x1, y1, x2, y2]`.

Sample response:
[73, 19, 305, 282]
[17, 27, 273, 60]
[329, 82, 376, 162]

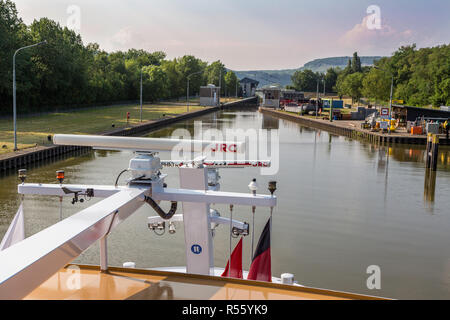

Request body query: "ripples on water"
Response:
[1, 109, 450, 299]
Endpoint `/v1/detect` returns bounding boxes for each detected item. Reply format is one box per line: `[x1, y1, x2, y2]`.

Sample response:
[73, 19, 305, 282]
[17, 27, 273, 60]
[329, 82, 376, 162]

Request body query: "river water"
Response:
[1, 108, 450, 299]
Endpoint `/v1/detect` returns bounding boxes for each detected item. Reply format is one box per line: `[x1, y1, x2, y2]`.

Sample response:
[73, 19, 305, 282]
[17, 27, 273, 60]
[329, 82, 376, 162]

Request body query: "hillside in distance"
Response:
[233, 56, 383, 87]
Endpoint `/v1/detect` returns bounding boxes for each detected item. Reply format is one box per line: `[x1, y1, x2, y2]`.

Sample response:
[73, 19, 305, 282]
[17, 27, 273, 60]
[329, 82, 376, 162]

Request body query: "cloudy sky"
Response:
[14, 0, 450, 70]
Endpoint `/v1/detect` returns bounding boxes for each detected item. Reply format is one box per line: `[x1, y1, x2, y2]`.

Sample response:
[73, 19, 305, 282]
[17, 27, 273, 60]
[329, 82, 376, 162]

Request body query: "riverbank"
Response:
[0, 102, 205, 153]
[260, 107, 450, 146]
[0, 97, 257, 172]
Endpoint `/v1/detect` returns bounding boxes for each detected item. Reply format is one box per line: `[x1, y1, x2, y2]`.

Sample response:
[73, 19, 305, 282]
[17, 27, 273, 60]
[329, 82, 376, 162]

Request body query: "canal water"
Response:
[1, 109, 450, 299]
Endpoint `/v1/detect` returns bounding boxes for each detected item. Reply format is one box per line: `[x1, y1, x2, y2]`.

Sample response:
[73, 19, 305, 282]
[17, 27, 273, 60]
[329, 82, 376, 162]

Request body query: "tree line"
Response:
[0, 0, 239, 115]
[290, 46, 450, 107]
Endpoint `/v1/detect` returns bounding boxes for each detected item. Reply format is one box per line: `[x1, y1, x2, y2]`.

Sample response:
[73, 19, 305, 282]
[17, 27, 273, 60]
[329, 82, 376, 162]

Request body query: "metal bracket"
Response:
[62, 187, 94, 204]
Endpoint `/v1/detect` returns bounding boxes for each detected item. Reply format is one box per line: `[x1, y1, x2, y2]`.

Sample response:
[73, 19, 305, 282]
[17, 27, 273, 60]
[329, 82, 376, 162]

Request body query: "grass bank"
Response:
[0, 101, 203, 154]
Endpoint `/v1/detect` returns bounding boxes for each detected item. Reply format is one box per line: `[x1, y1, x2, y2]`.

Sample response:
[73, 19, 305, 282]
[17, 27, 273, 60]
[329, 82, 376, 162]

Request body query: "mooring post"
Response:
[426, 133, 432, 169]
[430, 134, 439, 171]
[424, 169, 437, 203]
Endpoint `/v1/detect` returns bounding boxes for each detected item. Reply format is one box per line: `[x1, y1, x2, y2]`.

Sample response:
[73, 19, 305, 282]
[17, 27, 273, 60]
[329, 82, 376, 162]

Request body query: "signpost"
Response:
[380, 121, 389, 130]
[380, 108, 390, 131]
[380, 107, 389, 119]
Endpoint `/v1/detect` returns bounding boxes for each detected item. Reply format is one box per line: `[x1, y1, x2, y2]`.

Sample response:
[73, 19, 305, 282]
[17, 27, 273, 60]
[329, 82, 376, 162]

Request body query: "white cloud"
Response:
[340, 16, 414, 52]
[110, 26, 142, 48]
[109, 25, 189, 53]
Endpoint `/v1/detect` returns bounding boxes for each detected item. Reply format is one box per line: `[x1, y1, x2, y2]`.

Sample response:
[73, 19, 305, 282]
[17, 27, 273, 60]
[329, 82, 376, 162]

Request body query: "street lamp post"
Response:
[187, 71, 203, 113]
[374, 66, 394, 134]
[218, 69, 222, 105]
[389, 75, 394, 120]
[323, 79, 326, 97]
[140, 68, 143, 122]
[13, 40, 47, 151]
[315, 79, 319, 118]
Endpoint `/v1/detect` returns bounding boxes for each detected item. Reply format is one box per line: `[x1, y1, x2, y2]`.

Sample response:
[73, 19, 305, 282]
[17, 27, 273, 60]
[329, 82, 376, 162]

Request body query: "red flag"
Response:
[247, 218, 271, 282]
[221, 237, 243, 279]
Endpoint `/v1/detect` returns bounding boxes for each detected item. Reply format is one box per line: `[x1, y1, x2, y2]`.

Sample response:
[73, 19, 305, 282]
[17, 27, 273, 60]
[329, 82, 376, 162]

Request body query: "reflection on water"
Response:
[1, 109, 450, 299]
[262, 113, 279, 130]
[424, 170, 437, 205]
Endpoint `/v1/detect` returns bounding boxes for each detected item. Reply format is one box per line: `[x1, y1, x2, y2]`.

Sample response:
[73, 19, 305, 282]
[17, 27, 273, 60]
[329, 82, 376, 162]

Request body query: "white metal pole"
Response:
[388, 75, 393, 134]
[251, 209, 255, 263]
[187, 71, 203, 112]
[140, 69, 143, 122]
[13, 53, 17, 151]
[59, 196, 63, 221]
[229, 204, 233, 278]
[12, 41, 47, 151]
[53, 133, 245, 153]
[315, 80, 319, 119]
[179, 167, 215, 276]
[224, 73, 227, 101]
[187, 78, 189, 113]
[323, 79, 326, 97]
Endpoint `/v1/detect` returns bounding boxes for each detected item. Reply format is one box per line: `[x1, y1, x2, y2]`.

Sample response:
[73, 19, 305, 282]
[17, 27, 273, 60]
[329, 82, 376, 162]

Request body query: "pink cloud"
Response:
[110, 26, 139, 48]
[110, 25, 186, 53]
[340, 15, 415, 52]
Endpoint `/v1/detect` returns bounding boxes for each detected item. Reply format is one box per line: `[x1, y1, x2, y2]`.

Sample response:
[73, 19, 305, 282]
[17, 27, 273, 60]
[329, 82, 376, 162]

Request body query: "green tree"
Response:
[0, 3, 235, 115]
[291, 69, 319, 92]
[0, 0, 28, 111]
[86, 45, 126, 103]
[27, 18, 89, 109]
[343, 59, 352, 76]
[362, 68, 391, 102]
[142, 65, 169, 101]
[340, 72, 364, 104]
[433, 78, 450, 106]
[161, 59, 182, 98]
[177, 55, 206, 97]
[324, 68, 339, 93]
[429, 45, 450, 106]
[351, 52, 362, 73]
[205, 61, 226, 95]
[335, 73, 346, 99]
[224, 71, 238, 97]
[125, 49, 166, 67]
